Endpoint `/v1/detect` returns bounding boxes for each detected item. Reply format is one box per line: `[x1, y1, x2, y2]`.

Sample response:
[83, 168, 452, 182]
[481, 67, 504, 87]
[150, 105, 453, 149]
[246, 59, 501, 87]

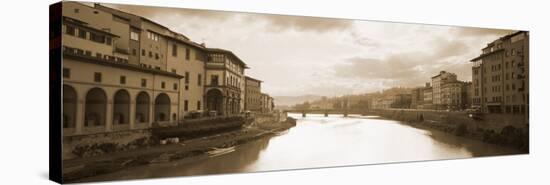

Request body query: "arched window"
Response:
[154, 93, 171, 122]
[63, 85, 77, 129]
[135, 91, 150, 123]
[113, 90, 130, 124]
[85, 88, 107, 127]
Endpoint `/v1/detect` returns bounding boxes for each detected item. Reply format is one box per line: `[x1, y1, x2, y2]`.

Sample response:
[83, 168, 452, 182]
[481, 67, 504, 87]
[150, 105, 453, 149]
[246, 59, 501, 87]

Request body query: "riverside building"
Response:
[470, 31, 529, 114]
[61, 2, 272, 136]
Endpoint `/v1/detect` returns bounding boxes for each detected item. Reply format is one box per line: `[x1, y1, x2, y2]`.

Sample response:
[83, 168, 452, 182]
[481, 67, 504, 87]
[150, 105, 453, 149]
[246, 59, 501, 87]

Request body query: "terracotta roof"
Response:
[245, 76, 262, 83]
[63, 16, 120, 38]
[206, 48, 248, 68]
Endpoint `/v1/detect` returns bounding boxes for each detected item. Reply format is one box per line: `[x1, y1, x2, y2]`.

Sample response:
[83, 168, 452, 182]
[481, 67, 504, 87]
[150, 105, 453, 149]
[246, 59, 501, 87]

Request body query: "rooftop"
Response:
[206, 48, 248, 68]
[245, 76, 263, 83]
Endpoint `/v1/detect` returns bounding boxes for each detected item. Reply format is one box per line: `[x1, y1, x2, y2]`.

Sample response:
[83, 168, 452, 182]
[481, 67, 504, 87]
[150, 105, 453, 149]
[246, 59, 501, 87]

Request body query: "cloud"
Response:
[104, 3, 234, 21]
[350, 31, 380, 48]
[244, 14, 354, 33]
[430, 37, 469, 59]
[105, 3, 354, 33]
[453, 27, 516, 37]
[333, 38, 472, 87]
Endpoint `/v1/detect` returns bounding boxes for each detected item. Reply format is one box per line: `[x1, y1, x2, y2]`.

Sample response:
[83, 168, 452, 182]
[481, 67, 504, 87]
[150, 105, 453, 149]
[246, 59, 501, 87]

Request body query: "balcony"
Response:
[63, 46, 128, 64]
[114, 47, 129, 55]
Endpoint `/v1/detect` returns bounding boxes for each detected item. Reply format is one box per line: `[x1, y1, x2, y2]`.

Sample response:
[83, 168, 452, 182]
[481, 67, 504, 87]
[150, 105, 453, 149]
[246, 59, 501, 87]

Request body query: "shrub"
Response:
[454, 123, 467, 136]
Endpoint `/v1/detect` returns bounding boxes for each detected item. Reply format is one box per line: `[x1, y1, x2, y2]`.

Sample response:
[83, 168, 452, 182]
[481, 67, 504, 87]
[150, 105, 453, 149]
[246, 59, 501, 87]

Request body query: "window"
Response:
[172, 44, 177, 57]
[161, 81, 165, 89]
[141, 79, 147, 87]
[141, 49, 145, 56]
[78, 29, 86, 39]
[74, 8, 79, 13]
[132, 49, 137, 56]
[90, 33, 105, 43]
[120, 76, 126, 84]
[105, 37, 112, 45]
[185, 72, 190, 84]
[185, 85, 189, 90]
[149, 51, 152, 58]
[66, 25, 75, 36]
[148, 31, 159, 41]
[63, 68, 70, 78]
[198, 74, 202, 86]
[155, 53, 159, 60]
[173, 83, 178, 90]
[185, 48, 190, 60]
[130, 31, 139, 41]
[94, 72, 101, 82]
[211, 75, 219, 85]
[197, 101, 201, 110]
[184, 100, 188, 111]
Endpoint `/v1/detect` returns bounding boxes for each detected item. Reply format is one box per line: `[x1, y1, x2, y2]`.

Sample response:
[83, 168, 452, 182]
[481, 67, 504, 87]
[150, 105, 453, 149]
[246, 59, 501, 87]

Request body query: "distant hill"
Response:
[273, 95, 323, 107]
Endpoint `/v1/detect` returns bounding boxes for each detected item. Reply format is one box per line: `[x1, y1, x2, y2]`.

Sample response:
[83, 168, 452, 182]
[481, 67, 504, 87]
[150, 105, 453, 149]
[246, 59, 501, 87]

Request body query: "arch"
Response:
[154, 93, 171, 122]
[85, 87, 107, 127]
[135, 91, 150, 123]
[63, 84, 77, 129]
[113, 89, 130, 125]
[206, 89, 224, 115]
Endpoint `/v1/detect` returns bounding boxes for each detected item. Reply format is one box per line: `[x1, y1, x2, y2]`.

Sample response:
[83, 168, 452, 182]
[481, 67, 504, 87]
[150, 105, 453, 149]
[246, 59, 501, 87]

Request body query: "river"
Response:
[84, 113, 522, 181]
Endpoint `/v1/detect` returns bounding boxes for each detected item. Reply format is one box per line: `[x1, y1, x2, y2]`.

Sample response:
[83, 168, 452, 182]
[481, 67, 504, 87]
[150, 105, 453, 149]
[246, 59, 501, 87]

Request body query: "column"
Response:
[129, 100, 136, 129]
[105, 99, 113, 132]
[149, 101, 154, 127]
[75, 98, 85, 134]
[221, 97, 226, 116]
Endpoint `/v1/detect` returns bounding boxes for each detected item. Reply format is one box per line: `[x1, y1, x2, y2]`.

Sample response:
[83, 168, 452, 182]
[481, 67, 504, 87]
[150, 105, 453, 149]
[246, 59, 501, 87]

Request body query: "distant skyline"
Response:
[105, 3, 515, 97]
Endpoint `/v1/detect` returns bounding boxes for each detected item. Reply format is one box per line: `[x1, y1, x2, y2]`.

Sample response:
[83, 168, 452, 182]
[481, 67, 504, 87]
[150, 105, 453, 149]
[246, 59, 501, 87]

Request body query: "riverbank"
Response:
[62, 117, 297, 183]
[370, 109, 529, 152]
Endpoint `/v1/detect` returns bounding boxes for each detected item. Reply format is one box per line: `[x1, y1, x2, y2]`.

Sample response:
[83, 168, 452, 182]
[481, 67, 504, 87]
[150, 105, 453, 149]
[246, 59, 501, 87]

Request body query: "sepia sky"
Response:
[105, 3, 514, 97]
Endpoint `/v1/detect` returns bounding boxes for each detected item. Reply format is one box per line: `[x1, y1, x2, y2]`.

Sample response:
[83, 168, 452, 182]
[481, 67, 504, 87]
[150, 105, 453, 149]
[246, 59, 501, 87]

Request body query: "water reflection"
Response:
[84, 113, 522, 181]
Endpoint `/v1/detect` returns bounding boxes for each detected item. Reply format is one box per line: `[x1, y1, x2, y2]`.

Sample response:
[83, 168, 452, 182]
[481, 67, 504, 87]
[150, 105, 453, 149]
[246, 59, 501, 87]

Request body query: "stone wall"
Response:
[373, 109, 528, 131]
[371, 109, 529, 151]
[253, 112, 287, 125]
[63, 129, 154, 160]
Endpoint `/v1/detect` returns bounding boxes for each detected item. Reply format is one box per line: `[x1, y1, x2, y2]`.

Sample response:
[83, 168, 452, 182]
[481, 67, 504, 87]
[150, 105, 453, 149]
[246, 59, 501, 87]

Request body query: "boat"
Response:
[207, 146, 235, 157]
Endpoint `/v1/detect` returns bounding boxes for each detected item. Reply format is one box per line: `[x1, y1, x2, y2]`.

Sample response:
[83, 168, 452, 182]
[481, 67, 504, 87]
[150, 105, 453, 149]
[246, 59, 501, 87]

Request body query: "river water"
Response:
[84, 113, 522, 181]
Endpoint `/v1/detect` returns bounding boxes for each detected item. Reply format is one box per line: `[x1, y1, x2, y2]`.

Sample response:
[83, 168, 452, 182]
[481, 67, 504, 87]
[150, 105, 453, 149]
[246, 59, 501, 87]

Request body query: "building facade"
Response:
[61, 2, 182, 136]
[441, 81, 468, 110]
[244, 76, 262, 112]
[390, 94, 412, 109]
[423, 86, 433, 109]
[470, 31, 529, 114]
[259, 93, 274, 113]
[431, 71, 458, 109]
[61, 2, 276, 137]
[204, 48, 247, 116]
[410, 87, 424, 109]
